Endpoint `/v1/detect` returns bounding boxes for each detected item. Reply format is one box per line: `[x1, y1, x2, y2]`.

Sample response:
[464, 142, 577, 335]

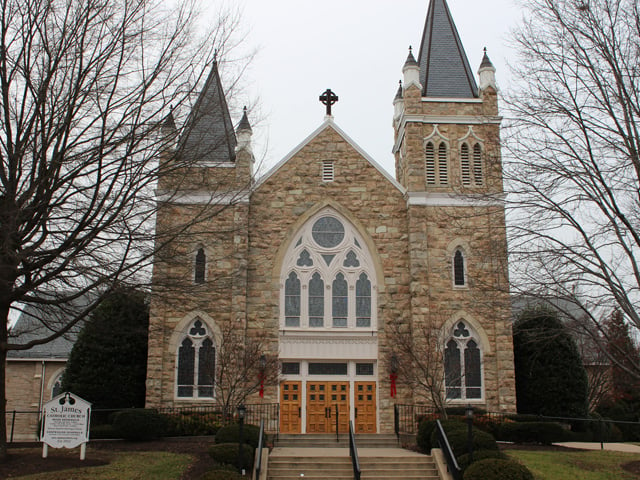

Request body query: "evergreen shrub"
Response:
[417, 419, 437, 452]
[429, 420, 498, 457]
[498, 421, 566, 444]
[208, 443, 255, 469]
[457, 449, 506, 472]
[112, 409, 167, 441]
[215, 424, 261, 447]
[463, 459, 534, 480]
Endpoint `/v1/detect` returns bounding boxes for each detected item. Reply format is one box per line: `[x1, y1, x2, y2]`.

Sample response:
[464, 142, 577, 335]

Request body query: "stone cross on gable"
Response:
[319, 89, 339, 116]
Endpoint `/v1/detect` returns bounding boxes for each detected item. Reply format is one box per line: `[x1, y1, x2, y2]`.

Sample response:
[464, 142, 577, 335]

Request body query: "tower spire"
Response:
[417, 0, 478, 98]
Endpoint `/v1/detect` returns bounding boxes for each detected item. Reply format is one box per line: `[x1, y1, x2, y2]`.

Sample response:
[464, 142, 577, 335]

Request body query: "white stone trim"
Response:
[155, 190, 250, 205]
[279, 333, 378, 359]
[422, 97, 484, 103]
[406, 192, 506, 207]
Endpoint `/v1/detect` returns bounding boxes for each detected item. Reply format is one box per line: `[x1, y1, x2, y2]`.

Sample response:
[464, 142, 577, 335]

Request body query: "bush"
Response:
[208, 443, 255, 470]
[457, 449, 506, 472]
[112, 409, 167, 441]
[430, 420, 498, 457]
[498, 421, 566, 444]
[417, 419, 437, 452]
[89, 423, 118, 439]
[463, 459, 534, 480]
[215, 423, 261, 447]
[164, 413, 221, 436]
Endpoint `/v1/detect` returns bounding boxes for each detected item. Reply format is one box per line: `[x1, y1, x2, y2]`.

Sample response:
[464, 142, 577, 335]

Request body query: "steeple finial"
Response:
[237, 106, 252, 133]
[404, 46, 418, 68]
[478, 47, 497, 91]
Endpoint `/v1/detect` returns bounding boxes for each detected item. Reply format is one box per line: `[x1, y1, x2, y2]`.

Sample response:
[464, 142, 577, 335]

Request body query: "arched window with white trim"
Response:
[280, 210, 376, 330]
[453, 249, 466, 287]
[425, 140, 449, 186]
[444, 321, 483, 400]
[176, 318, 215, 398]
[472, 143, 483, 186]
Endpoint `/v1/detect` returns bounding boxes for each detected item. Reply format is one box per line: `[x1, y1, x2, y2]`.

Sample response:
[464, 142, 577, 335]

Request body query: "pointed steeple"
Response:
[417, 0, 478, 98]
[478, 47, 497, 91]
[179, 59, 237, 163]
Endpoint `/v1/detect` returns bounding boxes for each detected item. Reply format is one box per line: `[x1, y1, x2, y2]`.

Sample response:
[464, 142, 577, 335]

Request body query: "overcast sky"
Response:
[226, 0, 522, 176]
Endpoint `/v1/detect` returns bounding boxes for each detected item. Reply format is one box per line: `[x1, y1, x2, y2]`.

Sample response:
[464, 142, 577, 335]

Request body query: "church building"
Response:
[145, 0, 516, 434]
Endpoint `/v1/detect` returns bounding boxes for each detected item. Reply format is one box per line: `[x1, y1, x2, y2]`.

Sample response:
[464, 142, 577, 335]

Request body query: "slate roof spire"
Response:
[417, 0, 479, 98]
[179, 58, 237, 163]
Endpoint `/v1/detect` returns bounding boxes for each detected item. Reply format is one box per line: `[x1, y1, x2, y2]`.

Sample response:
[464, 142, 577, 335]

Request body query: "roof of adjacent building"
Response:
[178, 60, 237, 164]
[417, 0, 479, 98]
[7, 300, 88, 360]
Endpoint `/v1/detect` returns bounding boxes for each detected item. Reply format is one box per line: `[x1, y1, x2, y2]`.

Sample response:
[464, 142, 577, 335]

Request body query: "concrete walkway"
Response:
[554, 442, 640, 453]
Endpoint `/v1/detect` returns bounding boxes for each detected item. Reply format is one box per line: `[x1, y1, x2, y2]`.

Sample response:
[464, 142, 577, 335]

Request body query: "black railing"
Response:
[394, 404, 400, 441]
[254, 419, 265, 480]
[435, 420, 462, 480]
[335, 404, 339, 442]
[348, 420, 361, 480]
[5, 403, 280, 442]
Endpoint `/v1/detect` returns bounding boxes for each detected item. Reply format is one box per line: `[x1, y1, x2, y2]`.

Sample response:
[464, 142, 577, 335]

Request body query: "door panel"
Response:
[306, 381, 350, 433]
[354, 381, 376, 433]
[280, 381, 302, 434]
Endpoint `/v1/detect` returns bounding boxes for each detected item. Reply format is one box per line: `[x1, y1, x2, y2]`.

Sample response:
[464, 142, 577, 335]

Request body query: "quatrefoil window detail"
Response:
[189, 319, 207, 337]
[343, 251, 360, 267]
[453, 322, 470, 338]
[297, 249, 313, 267]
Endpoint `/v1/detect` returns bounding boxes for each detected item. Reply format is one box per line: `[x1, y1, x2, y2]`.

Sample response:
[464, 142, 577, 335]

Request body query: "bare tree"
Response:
[215, 323, 279, 418]
[388, 319, 449, 416]
[0, 0, 250, 458]
[504, 0, 640, 379]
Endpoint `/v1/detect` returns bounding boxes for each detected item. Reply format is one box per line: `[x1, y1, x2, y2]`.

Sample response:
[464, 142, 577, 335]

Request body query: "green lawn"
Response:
[507, 449, 640, 480]
[13, 451, 193, 480]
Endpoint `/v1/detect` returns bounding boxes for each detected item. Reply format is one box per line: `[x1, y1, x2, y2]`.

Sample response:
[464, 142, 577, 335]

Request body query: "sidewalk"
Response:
[554, 442, 640, 453]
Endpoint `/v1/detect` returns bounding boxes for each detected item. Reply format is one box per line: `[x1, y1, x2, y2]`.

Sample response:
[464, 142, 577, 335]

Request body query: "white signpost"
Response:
[41, 392, 91, 460]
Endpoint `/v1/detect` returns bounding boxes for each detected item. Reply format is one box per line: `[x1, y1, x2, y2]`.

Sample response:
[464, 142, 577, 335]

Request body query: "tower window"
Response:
[177, 319, 216, 398]
[438, 143, 448, 184]
[460, 143, 471, 186]
[322, 161, 335, 182]
[472, 143, 483, 186]
[444, 321, 483, 400]
[425, 142, 436, 185]
[425, 141, 449, 186]
[194, 248, 206, 284]
[453, 249, 466, 286]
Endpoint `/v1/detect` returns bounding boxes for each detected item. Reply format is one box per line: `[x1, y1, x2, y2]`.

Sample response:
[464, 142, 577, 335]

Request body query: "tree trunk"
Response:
[0, 301, 9, 461]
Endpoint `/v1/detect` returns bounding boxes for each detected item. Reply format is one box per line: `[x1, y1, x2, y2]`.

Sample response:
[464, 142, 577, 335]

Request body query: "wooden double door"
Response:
[279, 381, 376, 434]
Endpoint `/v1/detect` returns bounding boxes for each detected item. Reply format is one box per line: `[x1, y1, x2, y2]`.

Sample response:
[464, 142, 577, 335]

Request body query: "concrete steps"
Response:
[267, 436, 440, 480]
[276, 433, 399, 448]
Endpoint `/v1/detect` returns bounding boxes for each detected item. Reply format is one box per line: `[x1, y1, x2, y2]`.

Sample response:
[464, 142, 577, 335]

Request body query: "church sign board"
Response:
[41, 392, 91, 459]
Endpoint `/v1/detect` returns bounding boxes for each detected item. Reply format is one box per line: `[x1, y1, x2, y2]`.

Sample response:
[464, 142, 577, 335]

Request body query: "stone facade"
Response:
[145, 0, 516, 433]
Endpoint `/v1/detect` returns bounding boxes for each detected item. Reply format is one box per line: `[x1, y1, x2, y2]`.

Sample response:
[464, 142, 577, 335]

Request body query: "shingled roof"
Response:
[7, 302, 87, 360]
[417, 0, 479, 98]
[179, 60, 237, 164]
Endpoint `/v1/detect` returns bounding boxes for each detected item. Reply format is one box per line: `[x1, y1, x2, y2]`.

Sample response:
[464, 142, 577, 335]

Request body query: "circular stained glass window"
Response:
[312, 216, 345, 248]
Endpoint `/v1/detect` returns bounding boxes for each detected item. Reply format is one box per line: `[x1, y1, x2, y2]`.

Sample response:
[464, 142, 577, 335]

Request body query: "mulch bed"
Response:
[0, 437, 218, 479]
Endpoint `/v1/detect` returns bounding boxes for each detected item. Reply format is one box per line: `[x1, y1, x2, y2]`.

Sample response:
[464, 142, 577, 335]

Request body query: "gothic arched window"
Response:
[280, 211, 376, 330]
[425, 140, 449, 186]
[194, 248, 206, 284]
[460, 143, 471, 186]
[444, 321, 483, 400]
[472, 143, 483, 186]
[453, 249, 466, 286]
[176, 318, 215, 398]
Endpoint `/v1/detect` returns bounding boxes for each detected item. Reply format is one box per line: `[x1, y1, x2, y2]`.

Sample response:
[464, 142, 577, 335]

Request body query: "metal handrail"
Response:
[335, 404, 339, 442]
[348, 420, 361, 480]
[435, 420, 462, 480]
[254, 419, 265, 480]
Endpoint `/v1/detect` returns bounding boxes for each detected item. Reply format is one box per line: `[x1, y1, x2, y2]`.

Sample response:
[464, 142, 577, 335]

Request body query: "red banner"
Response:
[390, 373, 397, 397]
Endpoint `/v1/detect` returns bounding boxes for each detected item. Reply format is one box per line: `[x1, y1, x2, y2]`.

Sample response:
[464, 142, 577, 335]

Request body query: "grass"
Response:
[12, 451, 193, 480]
[507, 449, 640, 480]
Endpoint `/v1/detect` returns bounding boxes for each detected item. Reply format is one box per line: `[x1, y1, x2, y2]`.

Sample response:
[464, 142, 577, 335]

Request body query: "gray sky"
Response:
[231, 0, 521, 176]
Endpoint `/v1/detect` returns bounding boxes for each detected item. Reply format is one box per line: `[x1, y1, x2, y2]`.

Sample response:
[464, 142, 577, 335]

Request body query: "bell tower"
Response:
[393, 0, 515, 411]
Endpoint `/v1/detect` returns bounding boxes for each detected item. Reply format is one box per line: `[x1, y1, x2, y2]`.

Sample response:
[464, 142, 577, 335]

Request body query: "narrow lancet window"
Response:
[195, 248, 206, 284]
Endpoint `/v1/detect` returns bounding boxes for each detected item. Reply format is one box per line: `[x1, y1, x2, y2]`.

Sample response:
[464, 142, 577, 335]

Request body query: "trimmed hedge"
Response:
[112, 409, 167, 441]
[430, 420, 498, 457]
[199, 466, 244, 480]
[215, 424, 261, 447]
[164, 413, 222, 436]
[463, 458, 534, 480]
[498, 421, 566, 444]
[457, 449, 506, 472]
[208, 443, 255, 469]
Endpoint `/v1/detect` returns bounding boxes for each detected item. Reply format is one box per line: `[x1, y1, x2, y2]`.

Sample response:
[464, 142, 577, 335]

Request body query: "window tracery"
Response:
[444, 321, 483, 401]
[280, 211, 376, 330]
[176, 318, 215, 398]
